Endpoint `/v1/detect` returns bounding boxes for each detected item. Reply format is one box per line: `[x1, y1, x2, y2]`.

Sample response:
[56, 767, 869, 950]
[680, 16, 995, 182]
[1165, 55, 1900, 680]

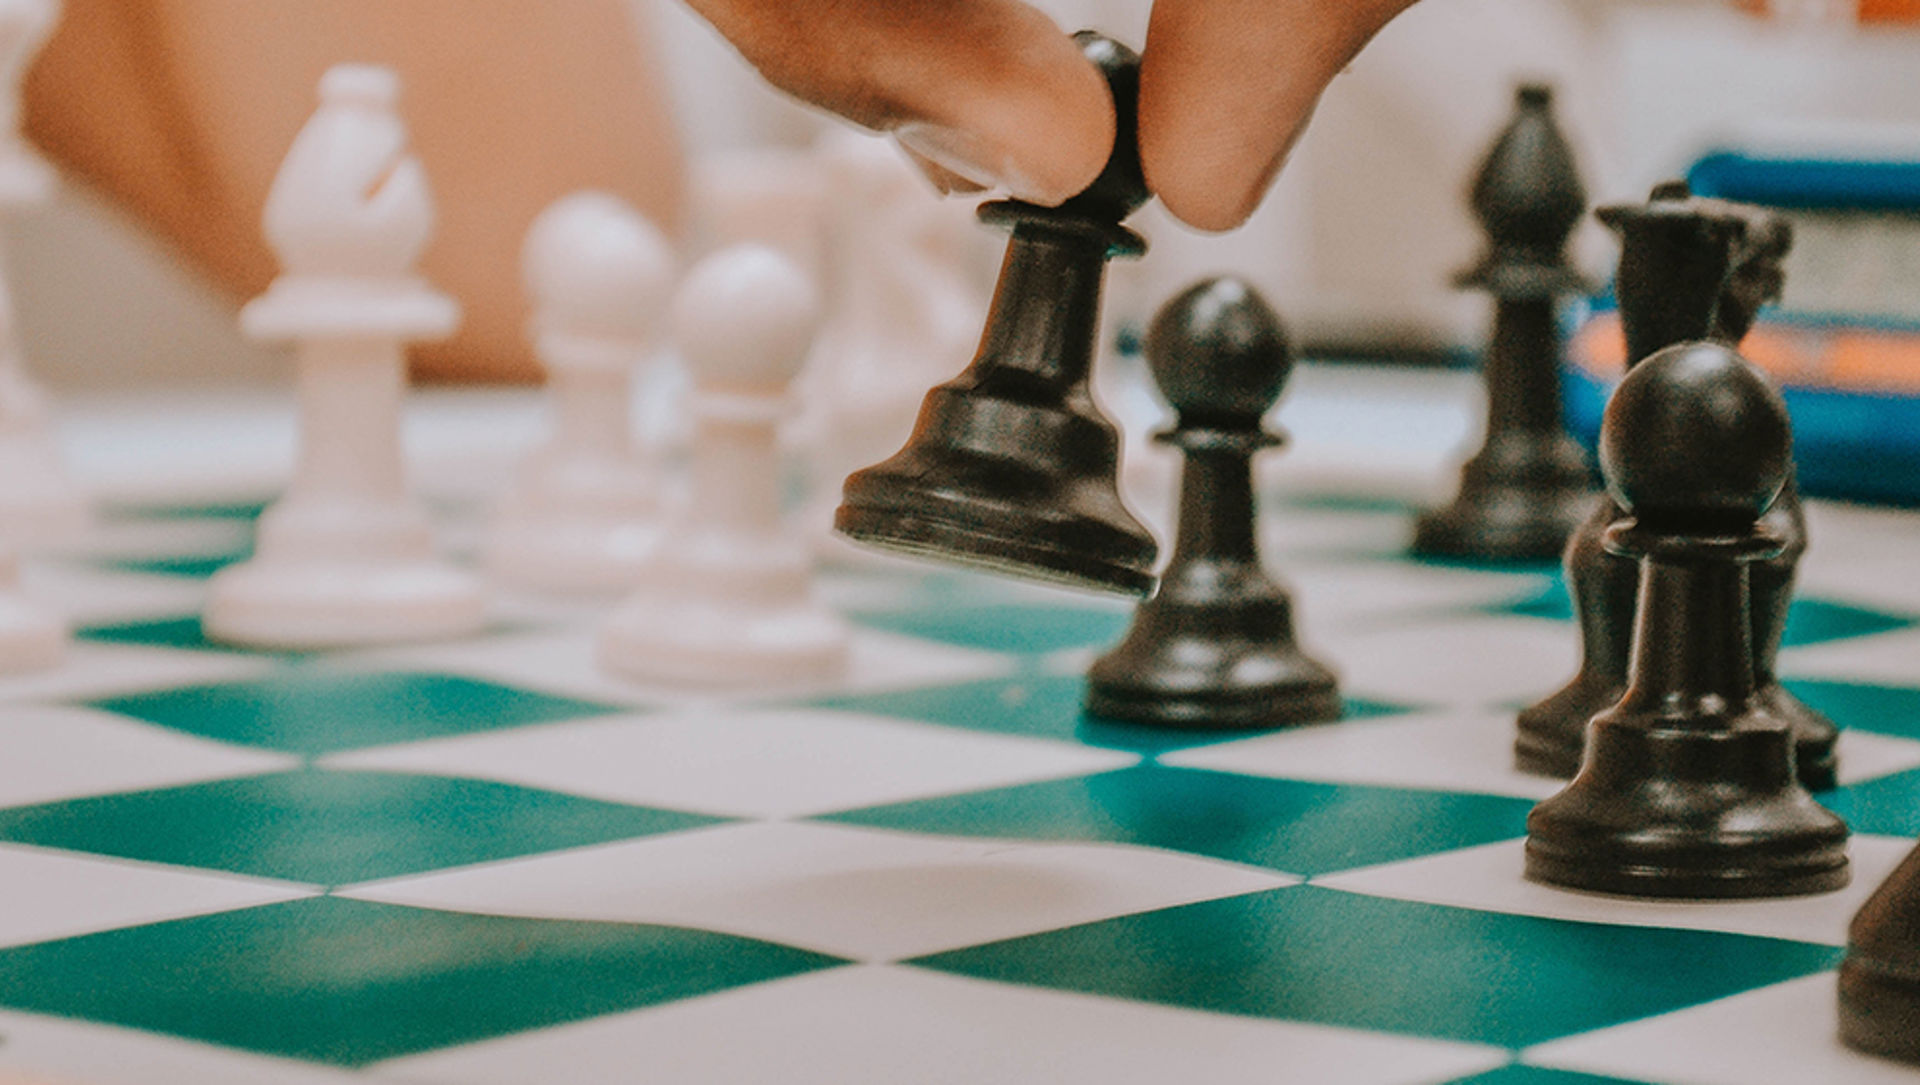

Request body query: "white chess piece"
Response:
[0, 0, 87, 544]
[0, 545, 61, 671]
[203, 65, 484, 649]
[485, 192, 674, 594]
[796, 131, 989, 551]
[599, 244, 849, 686]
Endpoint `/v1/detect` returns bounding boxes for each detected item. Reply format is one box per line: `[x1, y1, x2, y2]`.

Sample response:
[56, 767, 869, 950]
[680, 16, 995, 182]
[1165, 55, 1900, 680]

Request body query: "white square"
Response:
[1314, 613, 1579, 706]
[0, 642, 273, 705]
[0, 844, 316, 949]
[322, 706, 1134, 819]
[1527, 972, 1918, 1085]
[1781, 627, 1920, 689]
[375, 965, 1507, 1085]
[0, 1008, 365, 1085]
[1287, 559, 1548, 631]
[20, 561, 205, 627]
[337, 626, 1017, 709]
[0, 704, 297, 807]
[1163, 708, 1565, 800]
[343, 820, 1289, 961]
[1315, 833, 1915, 947]
[1164, 710, 1920, 799]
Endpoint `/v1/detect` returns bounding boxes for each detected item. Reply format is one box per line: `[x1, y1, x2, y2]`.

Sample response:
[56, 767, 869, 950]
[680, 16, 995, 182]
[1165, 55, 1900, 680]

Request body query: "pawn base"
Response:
[1525, 718, 1850, 899]
[1514, 670, 1628, 778]
[1085, 669, 1340, 731]
[598, 597, 849, 688]
[205, 557, 486, 650]
[1757, 681, 1840, 791]
[1516, 674, 1838, 791]
[1840, 956, 1920, 1066]
[835, 385, 1156, 597]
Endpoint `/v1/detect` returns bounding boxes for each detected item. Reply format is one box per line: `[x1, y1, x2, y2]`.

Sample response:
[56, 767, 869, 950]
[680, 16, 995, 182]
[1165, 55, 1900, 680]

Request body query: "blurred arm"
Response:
[22, 0, 685, 382]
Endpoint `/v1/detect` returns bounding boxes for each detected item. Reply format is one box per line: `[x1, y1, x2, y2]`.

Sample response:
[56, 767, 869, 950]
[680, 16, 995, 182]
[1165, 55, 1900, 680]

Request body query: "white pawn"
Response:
[599, 245, 848, 686]
[0, 546, 61, 671]
[485, 192, 674, 594]
[204, 65, 484, 649]
[0, 0, 88, 545]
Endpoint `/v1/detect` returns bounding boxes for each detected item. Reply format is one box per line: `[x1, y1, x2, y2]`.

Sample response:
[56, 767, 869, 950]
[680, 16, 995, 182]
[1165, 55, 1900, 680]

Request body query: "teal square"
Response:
[826, 764, 1534, 875]
[89, 670, 624, 754]
[1444, 1066, 1661, 1085]
[79, 615, 269, 654]
[1490, 578, 1914, 649]
[1785, 679, 1920, 742]
[0, 896, 844, 1066]
[909, 886, 1843, 1048]
[0, 769, 719, 885]
[106, 499, 271, 521]
[1824, 767, 1920, 836]
[811, 672, 1412, 757]
[851, 602, 1130, 655]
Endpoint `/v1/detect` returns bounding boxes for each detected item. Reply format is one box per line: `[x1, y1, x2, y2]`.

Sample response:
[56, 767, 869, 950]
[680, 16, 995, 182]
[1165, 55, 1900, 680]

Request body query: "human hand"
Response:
[685, 0, 1420, 231]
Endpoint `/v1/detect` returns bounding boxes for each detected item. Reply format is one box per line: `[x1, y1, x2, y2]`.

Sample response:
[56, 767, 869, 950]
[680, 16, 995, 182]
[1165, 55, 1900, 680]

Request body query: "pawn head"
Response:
[1600, 340, 1792, 532]
[523, 191, 674, 344]
[672, 244, 819, 392]
[1053, 31, 1149, 223]
[1144, 277, 1293, 429]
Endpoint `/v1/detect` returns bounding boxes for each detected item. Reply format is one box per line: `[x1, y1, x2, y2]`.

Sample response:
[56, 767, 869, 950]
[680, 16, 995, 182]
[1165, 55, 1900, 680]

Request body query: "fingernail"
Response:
[894, 123, 1047, 203]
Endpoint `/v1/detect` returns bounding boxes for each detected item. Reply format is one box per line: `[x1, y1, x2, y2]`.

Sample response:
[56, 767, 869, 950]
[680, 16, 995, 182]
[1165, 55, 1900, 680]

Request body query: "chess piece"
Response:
[1525, 341, 1849, 899]
[599, 244, 849, 686]
[799, 129, 989, 552]
[0, 544, 60, 671]
[1413, 84, 1592, 562]
[204, 66, 484, 648]
[1085, 277, 1339, 729]
[0, 0, 87, 544]
[835, 31, 1157, 596]
[1515, 181, 1838, 790]
[485, 192, 674, 594]
[1839, 841, 1920, 1065]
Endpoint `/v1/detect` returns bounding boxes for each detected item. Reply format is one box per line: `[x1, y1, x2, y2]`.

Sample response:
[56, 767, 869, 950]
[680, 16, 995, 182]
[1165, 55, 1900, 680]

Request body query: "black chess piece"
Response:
[1524, 340, 1849, 900]
[834, 31, 1157, 596]
[1084, 277, 1340, 729]
[1840, 841, 1920, 1065]
[1514, 181, 1839, 791]
[1413, 84, 1593, 562]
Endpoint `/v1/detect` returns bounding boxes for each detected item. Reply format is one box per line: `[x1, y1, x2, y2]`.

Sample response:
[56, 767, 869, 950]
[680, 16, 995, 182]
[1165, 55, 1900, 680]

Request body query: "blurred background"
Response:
[6, 0, 1919, 392]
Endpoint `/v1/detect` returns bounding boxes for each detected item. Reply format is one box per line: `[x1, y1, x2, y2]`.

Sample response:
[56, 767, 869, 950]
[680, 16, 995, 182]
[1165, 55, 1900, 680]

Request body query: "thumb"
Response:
[685, 0, 1113, 206]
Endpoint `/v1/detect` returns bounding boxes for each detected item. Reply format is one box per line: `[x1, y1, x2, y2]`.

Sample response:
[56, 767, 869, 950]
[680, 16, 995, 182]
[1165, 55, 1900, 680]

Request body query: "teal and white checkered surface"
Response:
[4, 373, 1920, 1084]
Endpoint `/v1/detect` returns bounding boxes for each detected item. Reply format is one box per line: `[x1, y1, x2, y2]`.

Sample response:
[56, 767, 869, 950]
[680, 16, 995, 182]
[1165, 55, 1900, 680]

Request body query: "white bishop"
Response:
[203, 65, 484, 649]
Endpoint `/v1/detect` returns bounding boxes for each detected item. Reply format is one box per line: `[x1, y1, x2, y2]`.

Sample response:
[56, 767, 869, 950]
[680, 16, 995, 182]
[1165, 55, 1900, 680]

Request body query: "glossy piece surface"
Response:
[1085, 278, 1339, 729]
[834, 32, 1156, 596]
[1525, 342, 1849, 900]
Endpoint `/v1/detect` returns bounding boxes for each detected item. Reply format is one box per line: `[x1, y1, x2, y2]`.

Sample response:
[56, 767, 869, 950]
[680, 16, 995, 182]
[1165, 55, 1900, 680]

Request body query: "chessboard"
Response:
[1, 367, 1918, 1085]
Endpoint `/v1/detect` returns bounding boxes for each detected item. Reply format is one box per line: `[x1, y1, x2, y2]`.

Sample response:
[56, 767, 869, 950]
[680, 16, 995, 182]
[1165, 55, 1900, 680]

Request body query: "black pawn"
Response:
[1524, 341, 1849, 899]
[1085, 278, 1340, 730]
[1413, 84, 1593, 561]
[1514, 182, 1838, 790]
[1840, 841, 1920, 1064]
[835, 31, 1157, 596]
